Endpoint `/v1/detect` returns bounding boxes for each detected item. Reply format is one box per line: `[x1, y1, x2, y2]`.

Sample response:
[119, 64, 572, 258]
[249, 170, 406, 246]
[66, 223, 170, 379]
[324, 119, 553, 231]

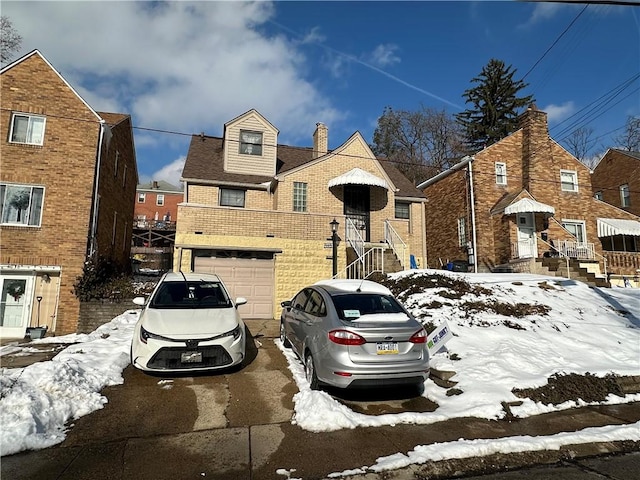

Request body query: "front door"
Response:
[0, 275, 34, 338]
[516, 213, 536, 258]
[344, 185, 370, 241]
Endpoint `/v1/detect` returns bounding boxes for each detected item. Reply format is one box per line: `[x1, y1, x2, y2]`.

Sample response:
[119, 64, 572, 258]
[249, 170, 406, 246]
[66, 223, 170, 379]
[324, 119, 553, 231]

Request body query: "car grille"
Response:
[147, 345, 233, 370]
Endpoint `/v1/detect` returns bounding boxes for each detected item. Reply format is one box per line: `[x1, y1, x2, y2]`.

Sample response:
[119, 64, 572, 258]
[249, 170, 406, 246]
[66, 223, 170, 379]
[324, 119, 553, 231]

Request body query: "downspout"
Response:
[89, 120, 107, 258]
[468, 159, 478, 273]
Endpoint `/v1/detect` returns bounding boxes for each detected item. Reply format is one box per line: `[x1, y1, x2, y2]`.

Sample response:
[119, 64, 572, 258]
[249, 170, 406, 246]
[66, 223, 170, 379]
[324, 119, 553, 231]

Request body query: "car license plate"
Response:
[181, 351, 203, 363]
[376, 342, 399, 355]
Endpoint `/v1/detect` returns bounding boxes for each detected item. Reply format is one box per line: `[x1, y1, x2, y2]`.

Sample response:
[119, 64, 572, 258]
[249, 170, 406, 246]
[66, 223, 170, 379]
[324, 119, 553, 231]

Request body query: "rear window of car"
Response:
[150, 281, 231, 309]
[331, 293, 404, 320]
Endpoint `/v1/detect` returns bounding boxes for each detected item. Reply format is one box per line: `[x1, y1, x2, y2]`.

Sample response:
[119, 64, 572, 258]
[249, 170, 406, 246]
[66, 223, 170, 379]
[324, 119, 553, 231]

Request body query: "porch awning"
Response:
[328, 168, 389, 190]
[504, 198, 555, 215]
[597, 218, 640, 237]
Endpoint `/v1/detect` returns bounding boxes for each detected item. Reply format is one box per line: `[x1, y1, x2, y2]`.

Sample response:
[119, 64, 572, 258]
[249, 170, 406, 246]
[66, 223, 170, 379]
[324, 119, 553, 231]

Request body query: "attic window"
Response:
[10, 113, 46, 146]
[239, 130, 263, 156]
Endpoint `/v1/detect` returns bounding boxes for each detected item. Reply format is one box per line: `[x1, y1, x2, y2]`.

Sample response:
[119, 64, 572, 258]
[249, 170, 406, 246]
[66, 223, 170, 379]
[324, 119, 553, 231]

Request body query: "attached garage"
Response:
[193, 250, 277, 319]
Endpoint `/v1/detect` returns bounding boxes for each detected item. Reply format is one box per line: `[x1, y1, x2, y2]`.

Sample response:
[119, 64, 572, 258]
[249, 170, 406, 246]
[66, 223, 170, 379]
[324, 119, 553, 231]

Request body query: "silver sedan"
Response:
[279, 279, 429, 390]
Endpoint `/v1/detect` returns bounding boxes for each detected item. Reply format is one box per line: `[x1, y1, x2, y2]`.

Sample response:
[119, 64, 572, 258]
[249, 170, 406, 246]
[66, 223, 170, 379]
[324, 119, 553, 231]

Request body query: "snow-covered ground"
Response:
[1, 270, 639, 477]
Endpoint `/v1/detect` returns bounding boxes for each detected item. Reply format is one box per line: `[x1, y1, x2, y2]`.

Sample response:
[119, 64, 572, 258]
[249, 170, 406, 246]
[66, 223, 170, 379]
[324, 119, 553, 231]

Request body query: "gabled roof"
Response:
[2, 50, 102, 123]
[181, 133, 425, 199]
[137, 180, 182, 192]
[607, 148, 640, 160]
[98, 112, 130, 126]
[223, 109, 279, 137]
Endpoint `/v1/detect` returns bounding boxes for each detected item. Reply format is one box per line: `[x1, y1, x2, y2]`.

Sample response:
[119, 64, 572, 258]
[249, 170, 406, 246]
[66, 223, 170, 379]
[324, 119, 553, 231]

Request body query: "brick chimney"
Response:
[518, 104, 551, 195]
[313, 122, 328, 159]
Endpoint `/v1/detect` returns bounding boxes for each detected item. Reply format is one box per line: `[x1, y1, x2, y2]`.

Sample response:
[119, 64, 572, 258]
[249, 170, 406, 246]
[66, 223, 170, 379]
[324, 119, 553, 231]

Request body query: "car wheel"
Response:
[280, 321, 291, 348]
[305, 352, 319, 390]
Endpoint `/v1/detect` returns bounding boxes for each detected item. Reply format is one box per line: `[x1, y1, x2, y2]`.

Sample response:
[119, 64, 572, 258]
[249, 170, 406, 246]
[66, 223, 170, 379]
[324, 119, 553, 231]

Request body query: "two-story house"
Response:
[417, 105, 640, 283]
[132, 180, 182, 271]
[176, 109, 426, 319]
[0, 50, 137, 338]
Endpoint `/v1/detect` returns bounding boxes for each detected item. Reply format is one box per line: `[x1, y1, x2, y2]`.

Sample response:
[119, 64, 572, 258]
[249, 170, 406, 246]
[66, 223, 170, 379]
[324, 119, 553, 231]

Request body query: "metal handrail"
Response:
[334, 247, 385, 279]
[556, 240, 595, 260]
[345, 217, 365, 265]
[538, 236, 571, 280]
[384, 221, 407, 269]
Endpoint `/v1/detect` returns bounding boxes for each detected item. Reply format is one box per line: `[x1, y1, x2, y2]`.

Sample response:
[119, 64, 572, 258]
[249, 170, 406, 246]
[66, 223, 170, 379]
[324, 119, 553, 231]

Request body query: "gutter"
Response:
[89, 120, 107, 257]
[468, 159, 478, 273]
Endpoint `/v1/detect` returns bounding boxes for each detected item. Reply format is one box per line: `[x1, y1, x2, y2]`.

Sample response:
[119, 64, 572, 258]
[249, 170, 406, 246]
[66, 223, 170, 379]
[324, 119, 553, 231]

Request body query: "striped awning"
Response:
[504, 198, 555, 215]
[597, 218, 640, 237]
[328, 168, 389, 190]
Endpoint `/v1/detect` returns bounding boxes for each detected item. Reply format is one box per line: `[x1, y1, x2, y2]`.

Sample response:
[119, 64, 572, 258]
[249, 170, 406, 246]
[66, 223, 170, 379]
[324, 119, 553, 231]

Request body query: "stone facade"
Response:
[420, 105, 640, 276]
[176, 110, 426, 319]
[0, 50, 137, 336]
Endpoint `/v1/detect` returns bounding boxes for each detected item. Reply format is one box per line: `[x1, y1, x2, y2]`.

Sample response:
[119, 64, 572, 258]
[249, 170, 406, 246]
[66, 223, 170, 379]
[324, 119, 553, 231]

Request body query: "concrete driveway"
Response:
[2, 319, 640, 480]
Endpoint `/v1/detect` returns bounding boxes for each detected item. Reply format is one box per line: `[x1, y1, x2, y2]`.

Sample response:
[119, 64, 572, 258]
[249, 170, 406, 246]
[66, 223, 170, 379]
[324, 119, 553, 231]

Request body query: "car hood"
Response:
[140, 307, 241, 338]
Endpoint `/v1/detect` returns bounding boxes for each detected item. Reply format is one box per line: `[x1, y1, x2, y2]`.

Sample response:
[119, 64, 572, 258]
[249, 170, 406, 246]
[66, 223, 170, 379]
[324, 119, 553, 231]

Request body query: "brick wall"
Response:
[78, 300, 136, 334]
[592, 149, 640, 217]
[135, 191, 182, 222]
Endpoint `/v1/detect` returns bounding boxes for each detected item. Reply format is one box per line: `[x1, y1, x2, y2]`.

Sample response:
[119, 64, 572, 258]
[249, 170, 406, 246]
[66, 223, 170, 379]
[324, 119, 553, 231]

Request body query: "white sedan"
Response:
[131, 272, 247, 373]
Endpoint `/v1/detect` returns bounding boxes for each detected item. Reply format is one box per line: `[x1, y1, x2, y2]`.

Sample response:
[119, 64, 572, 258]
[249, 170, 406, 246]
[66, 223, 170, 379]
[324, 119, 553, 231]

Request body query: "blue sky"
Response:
[3, 1, 639, 185]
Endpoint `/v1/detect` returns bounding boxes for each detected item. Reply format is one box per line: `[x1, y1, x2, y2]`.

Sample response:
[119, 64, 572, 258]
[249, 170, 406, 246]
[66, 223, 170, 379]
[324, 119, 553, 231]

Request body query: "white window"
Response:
[495, 162, 507, 185]
[138, 193, 146, 203]
[293, 182, 307, 212]
[114, 151, 119, 177]
[156, 194, 164, 206]
[0, 184, 45, 227]
[239, 130, 263, 156]
[9, 113, 46, 146]
[457, 217, 467, 247]
[620, 184, 630, 207]
[560, 170, 578, 192]
[122, 164, 127, 187]
[395, 201, 410, 219]
[220, 188, 245, 208]
[562, 220, 586, 242]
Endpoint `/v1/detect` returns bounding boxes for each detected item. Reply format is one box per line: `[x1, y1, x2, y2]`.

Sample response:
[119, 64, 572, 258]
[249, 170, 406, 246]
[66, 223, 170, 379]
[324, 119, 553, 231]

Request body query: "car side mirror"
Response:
[235, 297, 247, 308]
[281, 300, 292, 308]
[133, 297, 146, 306]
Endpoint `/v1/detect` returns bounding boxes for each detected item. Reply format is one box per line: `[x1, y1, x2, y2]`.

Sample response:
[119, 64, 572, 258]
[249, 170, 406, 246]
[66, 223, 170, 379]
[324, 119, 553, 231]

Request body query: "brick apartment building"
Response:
[417, 105, 640, 280]
[175, 109, 426, 319]
[0, 50, 137, 337]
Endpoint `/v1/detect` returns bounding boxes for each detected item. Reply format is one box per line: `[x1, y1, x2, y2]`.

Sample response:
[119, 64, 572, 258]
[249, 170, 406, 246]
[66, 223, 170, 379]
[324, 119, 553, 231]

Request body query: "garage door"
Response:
[193, 255, 274, 319]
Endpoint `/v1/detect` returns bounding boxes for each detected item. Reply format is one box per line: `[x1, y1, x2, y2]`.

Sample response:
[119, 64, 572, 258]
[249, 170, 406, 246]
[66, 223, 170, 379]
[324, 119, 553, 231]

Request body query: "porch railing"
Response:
[345, 217, 365, 265]
[384, 221, 407, 270]
[556, 240, 595, 260]
[334, 247, 385, 279]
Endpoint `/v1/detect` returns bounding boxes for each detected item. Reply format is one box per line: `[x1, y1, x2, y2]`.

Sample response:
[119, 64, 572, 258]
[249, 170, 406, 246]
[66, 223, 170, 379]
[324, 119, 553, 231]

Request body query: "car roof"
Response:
[313, 279, 392, 296]
[162, 272, 222, 283]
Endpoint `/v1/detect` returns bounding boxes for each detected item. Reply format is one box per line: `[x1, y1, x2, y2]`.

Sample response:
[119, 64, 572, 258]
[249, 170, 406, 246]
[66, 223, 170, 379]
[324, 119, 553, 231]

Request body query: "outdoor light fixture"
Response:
[330, 218, 339, 277]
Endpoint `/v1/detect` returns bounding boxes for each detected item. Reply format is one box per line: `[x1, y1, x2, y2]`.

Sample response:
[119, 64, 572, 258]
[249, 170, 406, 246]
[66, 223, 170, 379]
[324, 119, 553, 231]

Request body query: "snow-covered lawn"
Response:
[1, 270, 639, 475]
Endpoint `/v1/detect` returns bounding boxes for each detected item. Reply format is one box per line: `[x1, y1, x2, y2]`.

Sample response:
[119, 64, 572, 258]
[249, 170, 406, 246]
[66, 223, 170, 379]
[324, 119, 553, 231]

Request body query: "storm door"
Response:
[516, 213, 536, 258]
[344, 185, 370, 241]
[0, 276, 34, 338]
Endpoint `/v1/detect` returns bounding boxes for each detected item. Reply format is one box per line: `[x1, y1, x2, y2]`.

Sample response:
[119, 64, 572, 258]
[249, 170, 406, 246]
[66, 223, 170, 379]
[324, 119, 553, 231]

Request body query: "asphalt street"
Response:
[1, 319, 639, 480]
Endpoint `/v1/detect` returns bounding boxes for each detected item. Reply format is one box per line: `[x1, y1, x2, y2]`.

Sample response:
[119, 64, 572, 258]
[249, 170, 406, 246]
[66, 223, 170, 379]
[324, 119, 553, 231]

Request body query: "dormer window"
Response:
[239, 130, 263, 155]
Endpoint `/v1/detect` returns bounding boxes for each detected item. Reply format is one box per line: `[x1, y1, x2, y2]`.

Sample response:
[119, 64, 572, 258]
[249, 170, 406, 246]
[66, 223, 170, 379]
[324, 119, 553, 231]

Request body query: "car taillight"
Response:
[409, 328, 428, 344]
[328, 330, 366, 346]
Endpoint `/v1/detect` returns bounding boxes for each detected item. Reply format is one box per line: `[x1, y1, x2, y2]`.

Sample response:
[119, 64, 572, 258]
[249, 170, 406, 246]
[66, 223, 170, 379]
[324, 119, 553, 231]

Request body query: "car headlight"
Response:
[140, 326, 172, 344]
[230, 325, 242, 340]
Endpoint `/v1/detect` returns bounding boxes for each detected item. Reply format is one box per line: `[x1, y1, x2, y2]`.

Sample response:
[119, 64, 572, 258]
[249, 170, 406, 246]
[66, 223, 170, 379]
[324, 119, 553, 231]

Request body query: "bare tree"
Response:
[371, 106, 466, 184]
[563, 126, 595, 164]
[614, 116, 640, 152]
[1, 16, 22, 64]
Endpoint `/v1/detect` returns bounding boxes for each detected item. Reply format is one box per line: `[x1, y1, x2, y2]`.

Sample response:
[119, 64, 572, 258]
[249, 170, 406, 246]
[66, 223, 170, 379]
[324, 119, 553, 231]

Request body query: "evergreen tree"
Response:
[456, 59, 534, 152]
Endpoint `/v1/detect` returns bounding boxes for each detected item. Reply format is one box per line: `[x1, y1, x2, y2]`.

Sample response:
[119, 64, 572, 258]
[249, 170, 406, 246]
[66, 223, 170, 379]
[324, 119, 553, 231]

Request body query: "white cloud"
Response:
[139, 156, 186, 187]
[519, 3, 566, 28]
[301, 26, 325, 45]
[368, 44, 400, 68]
[3, 1, 343, 142]
[543, 101, 576, 123]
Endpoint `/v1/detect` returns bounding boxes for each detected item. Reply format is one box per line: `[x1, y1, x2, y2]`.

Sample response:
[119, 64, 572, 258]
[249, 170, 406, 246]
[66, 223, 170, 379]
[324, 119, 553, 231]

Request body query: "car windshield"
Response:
[150, 280, 232, 309]
[332, 293, 405, 320]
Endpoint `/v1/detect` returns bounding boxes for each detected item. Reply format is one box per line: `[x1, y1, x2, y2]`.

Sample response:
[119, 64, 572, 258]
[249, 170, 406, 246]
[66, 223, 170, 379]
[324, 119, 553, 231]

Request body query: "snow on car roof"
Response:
[314, 279, 392, 295]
